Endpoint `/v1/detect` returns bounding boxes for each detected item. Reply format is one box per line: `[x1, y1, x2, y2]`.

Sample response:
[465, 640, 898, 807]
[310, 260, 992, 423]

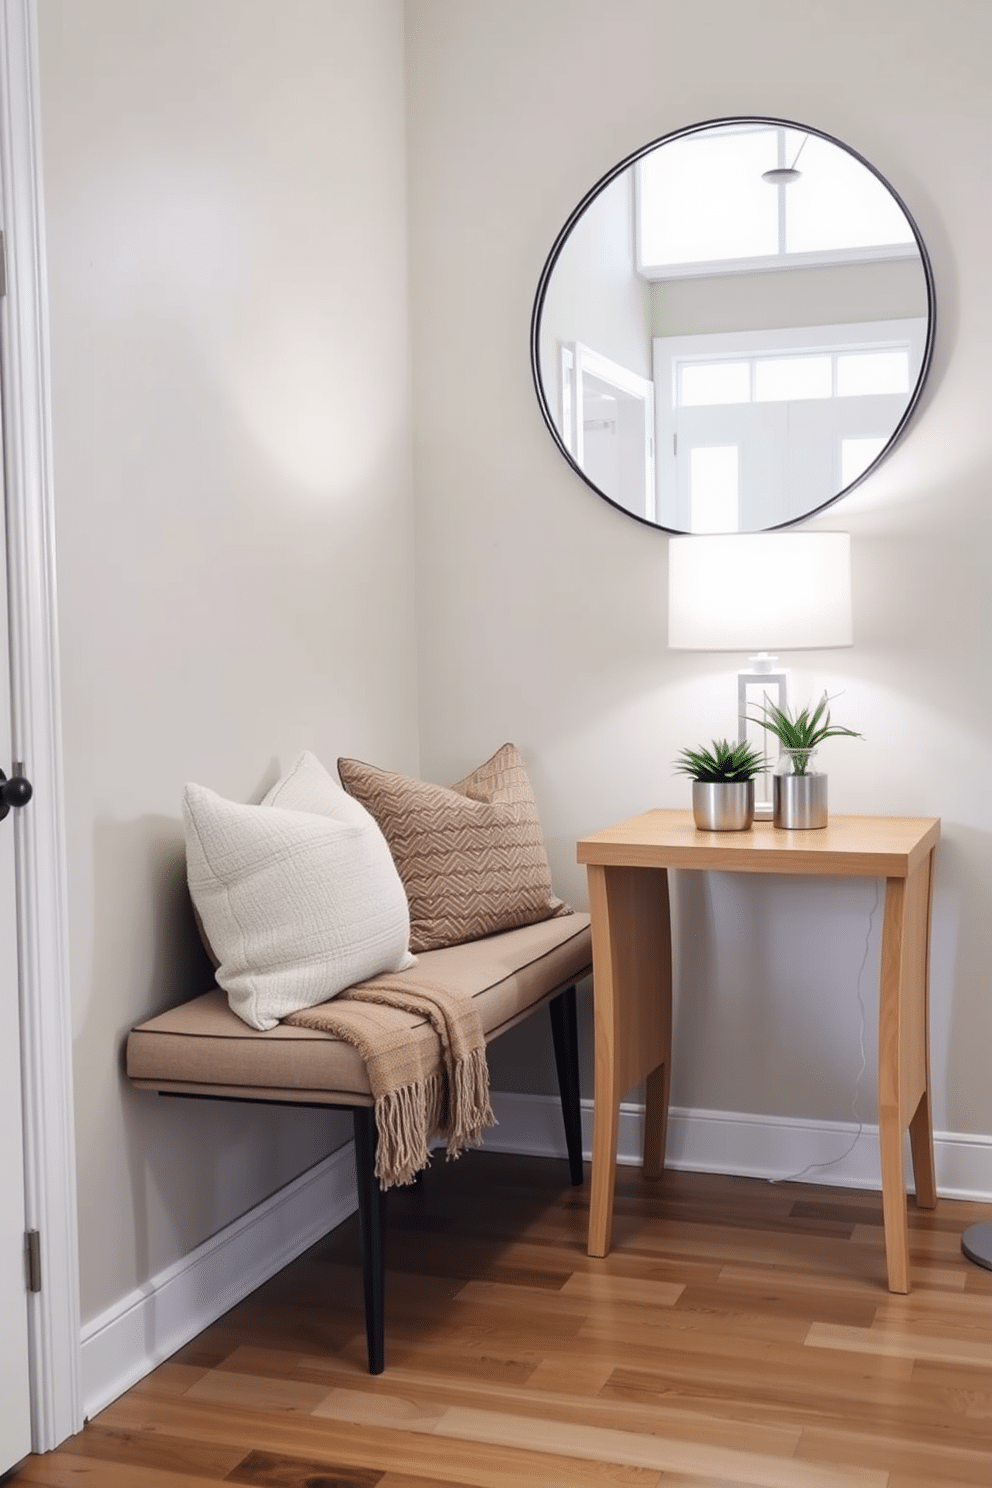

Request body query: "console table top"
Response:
[577, 809, 940, 879]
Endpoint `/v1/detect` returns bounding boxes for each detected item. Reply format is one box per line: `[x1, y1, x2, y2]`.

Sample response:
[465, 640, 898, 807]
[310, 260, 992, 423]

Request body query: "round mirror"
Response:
[531, 117, 935, 533]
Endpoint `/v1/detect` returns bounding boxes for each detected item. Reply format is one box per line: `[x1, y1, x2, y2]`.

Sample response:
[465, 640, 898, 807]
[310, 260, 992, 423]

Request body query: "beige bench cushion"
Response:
[127, 912, 591, 1107]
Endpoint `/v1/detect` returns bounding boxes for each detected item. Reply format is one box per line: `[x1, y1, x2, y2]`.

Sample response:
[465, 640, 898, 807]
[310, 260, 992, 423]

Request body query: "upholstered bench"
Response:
[127, 910, 591, 1373]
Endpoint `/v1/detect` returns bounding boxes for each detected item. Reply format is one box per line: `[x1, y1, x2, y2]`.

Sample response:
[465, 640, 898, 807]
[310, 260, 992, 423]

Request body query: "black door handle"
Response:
[0, 765, 33, 821]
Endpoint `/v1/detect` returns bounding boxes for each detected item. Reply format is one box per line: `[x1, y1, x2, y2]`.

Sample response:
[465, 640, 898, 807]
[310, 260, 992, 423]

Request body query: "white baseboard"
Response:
[81, 1092, 992, 1423]
[80, 1142, 358, 1421]
[486, 1090, 992, 1202]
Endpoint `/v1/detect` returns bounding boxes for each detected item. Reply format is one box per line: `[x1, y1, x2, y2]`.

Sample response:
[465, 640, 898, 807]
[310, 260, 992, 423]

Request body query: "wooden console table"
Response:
[576, 810, 940, 1293]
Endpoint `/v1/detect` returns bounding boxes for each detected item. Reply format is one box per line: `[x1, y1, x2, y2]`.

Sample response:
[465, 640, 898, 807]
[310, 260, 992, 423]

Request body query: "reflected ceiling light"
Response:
[762, 134, 809, 185]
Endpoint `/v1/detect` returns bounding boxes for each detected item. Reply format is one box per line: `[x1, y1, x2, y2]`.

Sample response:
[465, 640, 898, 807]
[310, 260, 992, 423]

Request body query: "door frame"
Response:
[0, 0, 81, 1450]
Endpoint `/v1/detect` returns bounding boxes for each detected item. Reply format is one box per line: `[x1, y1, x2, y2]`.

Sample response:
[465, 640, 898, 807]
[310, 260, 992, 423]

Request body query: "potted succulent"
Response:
[674, 737, 766, 832]
[748, 693, 862, 829]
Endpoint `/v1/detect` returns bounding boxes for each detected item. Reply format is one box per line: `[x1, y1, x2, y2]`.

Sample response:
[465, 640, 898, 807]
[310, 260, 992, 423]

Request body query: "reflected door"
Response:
[656, 318, 926, 531]
[561, 343, 655, 521]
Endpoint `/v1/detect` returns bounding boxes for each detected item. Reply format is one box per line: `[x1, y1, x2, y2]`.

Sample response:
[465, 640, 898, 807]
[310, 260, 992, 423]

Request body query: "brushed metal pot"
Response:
[692, 780, 754, 832]
[773, 771, 828, 829]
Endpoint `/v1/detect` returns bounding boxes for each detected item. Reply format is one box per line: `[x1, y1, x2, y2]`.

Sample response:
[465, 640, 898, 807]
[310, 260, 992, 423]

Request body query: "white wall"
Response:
[406, 0, 992, 1156]
[37, 0, 417, 1324]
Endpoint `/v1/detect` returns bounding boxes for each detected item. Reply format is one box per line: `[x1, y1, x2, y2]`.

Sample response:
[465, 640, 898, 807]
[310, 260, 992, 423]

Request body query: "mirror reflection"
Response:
[532, 118, 934, 533]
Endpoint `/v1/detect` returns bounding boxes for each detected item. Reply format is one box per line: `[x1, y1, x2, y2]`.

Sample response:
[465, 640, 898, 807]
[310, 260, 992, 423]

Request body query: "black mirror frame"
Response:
[530, 115, 937, 533]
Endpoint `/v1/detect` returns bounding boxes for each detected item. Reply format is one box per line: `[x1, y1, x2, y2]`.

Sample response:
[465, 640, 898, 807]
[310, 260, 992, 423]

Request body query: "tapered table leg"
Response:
[643, 1061, 671, 1181]
[877, 849, 936, 1293]
[587, 863, 672, 1257]
[909, 1088, 937, 1210]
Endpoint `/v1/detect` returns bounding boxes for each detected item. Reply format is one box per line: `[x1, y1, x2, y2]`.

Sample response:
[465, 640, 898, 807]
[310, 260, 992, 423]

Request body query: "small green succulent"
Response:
[748, 692, 862, 775]
[673, 737, 767, 783]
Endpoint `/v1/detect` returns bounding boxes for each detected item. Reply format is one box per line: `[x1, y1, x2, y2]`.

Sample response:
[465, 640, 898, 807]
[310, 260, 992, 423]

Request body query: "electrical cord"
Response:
[770, 876, 879, 1185]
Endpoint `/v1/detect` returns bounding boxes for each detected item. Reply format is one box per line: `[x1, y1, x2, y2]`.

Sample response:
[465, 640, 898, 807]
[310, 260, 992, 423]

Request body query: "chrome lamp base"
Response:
[738, 652, 788, 821]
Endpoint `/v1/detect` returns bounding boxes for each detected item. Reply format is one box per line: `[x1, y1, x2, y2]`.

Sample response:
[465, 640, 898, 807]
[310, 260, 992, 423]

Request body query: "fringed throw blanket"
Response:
[283, 974, 496, 1189]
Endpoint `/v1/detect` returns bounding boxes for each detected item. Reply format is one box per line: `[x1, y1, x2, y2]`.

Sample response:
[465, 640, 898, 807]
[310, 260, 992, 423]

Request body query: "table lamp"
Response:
[668, 532, 853, 813]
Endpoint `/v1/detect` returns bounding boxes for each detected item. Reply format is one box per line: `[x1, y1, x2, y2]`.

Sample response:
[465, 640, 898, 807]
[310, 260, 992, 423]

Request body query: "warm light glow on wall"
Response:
[225, 322, 388, 498]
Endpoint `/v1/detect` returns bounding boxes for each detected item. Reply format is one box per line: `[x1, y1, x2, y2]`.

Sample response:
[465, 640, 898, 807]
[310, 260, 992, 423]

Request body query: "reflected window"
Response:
[639, 128, 778, 267]
[637, 123, 916, 278]
[786, 134, 915, 255]
[837, 350, 910, 397]
[755, 355, 832, 402]
[681, 361, 750, 406]
[675, 344, 911, 407]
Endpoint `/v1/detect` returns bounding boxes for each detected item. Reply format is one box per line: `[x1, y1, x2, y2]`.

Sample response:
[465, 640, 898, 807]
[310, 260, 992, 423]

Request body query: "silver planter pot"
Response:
[773, 771, 828, 829]
[692, 779, 754, 832]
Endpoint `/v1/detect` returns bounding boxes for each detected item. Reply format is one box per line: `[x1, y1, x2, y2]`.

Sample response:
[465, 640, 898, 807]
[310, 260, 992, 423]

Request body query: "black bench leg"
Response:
[549, 985, 584, 1185]
[352, 1107, 385, 1374]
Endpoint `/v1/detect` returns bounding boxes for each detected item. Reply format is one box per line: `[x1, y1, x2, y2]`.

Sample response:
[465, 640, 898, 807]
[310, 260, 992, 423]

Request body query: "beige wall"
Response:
[37, 0, 417, 1322]
[406, 0, 992, 1138]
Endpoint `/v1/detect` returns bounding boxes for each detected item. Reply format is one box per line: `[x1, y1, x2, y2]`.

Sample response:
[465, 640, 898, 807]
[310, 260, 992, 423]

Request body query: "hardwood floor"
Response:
[12, 1153, 992, 1487]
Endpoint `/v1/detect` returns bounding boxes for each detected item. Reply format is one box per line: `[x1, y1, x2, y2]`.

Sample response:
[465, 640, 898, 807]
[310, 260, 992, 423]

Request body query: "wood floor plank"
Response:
[320, 1333, 544, 1388]
[12, 1452, 233, 1488]
[852, 1221, 966, 1256]
[887, 1478, 992, 1488]
[94, 1390, 662, 1487]
[128, 1361, 214, 1398]
[602, 1351, 992, 1447]
[673, 1278, 877, 1330]
[183, 1368, 334, 1415]
[806, 1319, 992, 1369]
[719, 1259, 967, 1296]
[308, 1368, 805, 1460]
[651, 1477, 790, 1488]
[435, 1404, 885, 1487]
[225, 1447, 384, 1486]
[796, 1422, 992, 1485]
[311, 1385, 449, 1432]
[525, 1353, 616, 1394]
[765, 1336, 915, 1383]
[375, 1477, 477, 1488]
[452, 1274, 685, 1326]
[24, 1422, 244, 1479]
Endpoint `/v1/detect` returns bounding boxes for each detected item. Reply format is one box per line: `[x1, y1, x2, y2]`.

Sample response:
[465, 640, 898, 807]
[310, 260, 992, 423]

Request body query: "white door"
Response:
[0, 462, 31, 1472]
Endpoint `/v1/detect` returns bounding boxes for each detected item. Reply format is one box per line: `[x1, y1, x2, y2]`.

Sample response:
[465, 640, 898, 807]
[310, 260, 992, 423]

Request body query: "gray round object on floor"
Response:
[961, 1222, 992, 1270]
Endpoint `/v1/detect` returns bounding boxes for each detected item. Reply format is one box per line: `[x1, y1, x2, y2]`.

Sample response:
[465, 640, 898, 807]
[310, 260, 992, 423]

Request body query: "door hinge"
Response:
[26, 1230, 41, 1293]
[0, 231, 7, 298]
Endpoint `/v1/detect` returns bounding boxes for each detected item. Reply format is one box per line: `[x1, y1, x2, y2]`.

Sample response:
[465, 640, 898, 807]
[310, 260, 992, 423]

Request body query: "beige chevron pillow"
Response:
[337, 743, 572, 953]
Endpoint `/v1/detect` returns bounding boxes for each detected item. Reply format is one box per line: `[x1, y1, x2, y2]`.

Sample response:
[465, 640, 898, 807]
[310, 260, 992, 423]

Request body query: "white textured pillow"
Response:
[184, 753, 414, 1031]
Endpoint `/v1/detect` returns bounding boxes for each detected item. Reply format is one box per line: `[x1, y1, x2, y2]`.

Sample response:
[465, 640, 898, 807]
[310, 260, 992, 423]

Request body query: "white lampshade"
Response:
[668, 532, 853, 652]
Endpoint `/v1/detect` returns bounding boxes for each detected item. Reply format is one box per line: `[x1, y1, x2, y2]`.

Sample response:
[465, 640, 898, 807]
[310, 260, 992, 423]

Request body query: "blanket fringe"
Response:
[374, 1071, 444, 1189]
[374, 1046, 497, 1188]
[446, 1044, 497, 1159]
